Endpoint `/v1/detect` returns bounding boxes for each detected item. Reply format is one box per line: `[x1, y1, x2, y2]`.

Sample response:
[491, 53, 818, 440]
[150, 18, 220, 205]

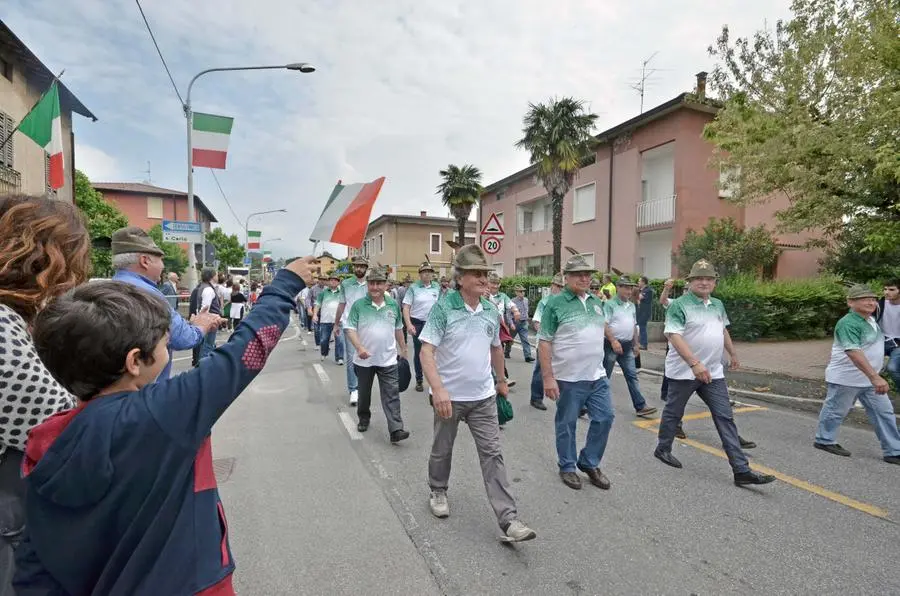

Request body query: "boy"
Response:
[14, 257, 314, 595]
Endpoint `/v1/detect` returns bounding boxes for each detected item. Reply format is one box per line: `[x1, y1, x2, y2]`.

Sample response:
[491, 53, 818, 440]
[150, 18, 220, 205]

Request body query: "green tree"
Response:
[674, 218, 780, 279]
[821, 224, 900, 283]
[436, 164, 483, 246]
[205, 227, 246, 268]
[704, 0, 900, 264]
[148, 224, 188, 276]
[73, 169, 129, 277]
[516, 98, 598, 272]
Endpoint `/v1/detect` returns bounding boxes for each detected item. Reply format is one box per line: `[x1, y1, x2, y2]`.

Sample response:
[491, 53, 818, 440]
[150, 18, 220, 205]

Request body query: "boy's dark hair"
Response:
[33, 281, 171, 400]
[885, 279, 900, 290]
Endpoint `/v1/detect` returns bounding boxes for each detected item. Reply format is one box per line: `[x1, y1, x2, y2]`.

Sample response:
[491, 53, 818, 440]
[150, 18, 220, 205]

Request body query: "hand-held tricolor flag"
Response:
[17, 81, 64, 189]
[191, 112, 233, 169]
[309, 177, 386, 248]
[247, 230, 261, 251]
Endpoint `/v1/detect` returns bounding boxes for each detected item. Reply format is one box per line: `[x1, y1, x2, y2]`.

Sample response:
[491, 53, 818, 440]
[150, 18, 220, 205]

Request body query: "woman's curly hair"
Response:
[0, 193, 92, 322]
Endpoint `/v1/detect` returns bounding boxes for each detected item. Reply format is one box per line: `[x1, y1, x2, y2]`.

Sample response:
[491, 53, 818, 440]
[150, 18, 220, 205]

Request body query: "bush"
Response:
[674, 217, 780, 279]
[499, 275, 552, 317]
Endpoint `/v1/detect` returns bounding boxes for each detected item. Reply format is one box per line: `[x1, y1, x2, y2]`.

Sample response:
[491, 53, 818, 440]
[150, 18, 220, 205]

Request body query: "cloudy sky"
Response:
[5, 0, 790, 259]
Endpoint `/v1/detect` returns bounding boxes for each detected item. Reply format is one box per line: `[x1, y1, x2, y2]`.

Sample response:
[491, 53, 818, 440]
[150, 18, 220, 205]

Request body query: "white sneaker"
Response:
[320, 355, 325, 362]
[349, 390, 358, 406]
[429, 491, 449, 518]
[503, 520, 536, 542]
[506, 378, 517, 388]
[337, 358, 345, 366]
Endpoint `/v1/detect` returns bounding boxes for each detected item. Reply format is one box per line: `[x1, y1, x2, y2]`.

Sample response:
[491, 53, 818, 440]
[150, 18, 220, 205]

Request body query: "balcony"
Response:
[0, 163, 21, 195]
[637, 194, 676, 230]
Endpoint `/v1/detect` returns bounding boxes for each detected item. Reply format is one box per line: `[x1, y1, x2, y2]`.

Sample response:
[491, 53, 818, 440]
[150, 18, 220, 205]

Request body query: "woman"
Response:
[0, 194, 90, 589]
[229, 283, 247, 330]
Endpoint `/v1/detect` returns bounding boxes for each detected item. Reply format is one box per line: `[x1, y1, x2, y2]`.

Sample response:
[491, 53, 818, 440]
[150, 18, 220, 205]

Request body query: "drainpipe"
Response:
[606, 143, 614, 271]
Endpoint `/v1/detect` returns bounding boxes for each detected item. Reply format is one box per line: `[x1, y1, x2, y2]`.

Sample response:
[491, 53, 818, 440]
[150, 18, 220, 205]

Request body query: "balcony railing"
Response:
[0, 163, 21, 195]
[637, 194, 676, 230]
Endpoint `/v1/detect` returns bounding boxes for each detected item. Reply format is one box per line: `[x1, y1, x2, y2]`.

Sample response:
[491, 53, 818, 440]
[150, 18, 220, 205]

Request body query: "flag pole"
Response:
[0, 70, 65, 152]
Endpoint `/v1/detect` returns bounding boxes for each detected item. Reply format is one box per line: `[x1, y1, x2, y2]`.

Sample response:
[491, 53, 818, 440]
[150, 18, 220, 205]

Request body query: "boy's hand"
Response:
[286, 256, 318, 286]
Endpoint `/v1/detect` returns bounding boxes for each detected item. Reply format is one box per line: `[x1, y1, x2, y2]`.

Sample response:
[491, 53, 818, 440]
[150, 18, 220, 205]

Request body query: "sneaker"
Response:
[506, 379, 517, 388]
[814, 442, 851, 457]
[337, 358, 344, 366]
[502, 520, 536, 542]
[320, 355, 325, 362]
[525, 357, 535, 363]
[429, 491, 449, 518]
[349, 390, 358, 406]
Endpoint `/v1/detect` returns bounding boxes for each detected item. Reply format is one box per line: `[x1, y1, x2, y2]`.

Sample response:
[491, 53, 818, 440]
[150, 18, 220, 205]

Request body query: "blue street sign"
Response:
[162, 220, 202, 243]
[243, 256, 252, 266]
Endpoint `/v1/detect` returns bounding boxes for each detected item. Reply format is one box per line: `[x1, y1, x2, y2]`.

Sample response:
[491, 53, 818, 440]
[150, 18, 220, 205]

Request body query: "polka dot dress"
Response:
[0, 304, 75, 453]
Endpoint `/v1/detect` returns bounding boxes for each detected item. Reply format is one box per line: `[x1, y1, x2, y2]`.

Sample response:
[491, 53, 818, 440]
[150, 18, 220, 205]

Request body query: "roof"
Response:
[368, 213, 477, 229]
[481, 93, 721, 194]
[0, 21, 96, 121]
[92, 182, 218, 223]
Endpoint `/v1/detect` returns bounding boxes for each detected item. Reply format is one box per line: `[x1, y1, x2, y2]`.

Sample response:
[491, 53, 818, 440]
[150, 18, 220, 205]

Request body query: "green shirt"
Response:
[539, 288, 607, 382]
[346, 295, 403, 367]
[603, 296, 637, 341]
[826, 311, 884, 387]
[403, 280, 441, 320]
[664, 292, 730, 380]
[316, 287, 342, 324]
[339, 276, 368, 324]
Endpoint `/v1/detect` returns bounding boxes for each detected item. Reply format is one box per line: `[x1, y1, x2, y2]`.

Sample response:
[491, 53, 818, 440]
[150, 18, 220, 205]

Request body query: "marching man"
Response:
[402, 260, 441, 392]
[344, 266, 411, 443]
[335, 255, 370, 406]
[654, 259, 775, 486]
[539, 254, 616, 491]
[529, 274, 564, 411]
[419, 244, 536, 543]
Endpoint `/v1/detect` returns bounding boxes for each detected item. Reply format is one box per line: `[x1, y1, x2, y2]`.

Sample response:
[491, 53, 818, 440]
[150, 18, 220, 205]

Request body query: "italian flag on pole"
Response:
[192, 112, 233, 169]
[247, 230, 261, 251]
[262, 251, 273, 263]
[309, 177, 386, 248]
[18, 81, 64, 189]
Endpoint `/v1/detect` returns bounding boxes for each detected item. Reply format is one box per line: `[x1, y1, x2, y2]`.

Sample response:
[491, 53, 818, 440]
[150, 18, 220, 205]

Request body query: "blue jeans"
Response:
[886, 342, 900, 388]
[555, 378, 615, 472]
[199, 330, 217, 360]
[657, 378, 750, 473]
[530, 355, 543, 402]
[411, 318, 426, 383]
[312, 321, 320, 345]
[318, 323, 344, 361]
[637, 319, 649, 349]
[515, 321, 532, 360]
[603, 339, 647, 412]
[815, 382, 900, 457]
[344, 333, 358, 392]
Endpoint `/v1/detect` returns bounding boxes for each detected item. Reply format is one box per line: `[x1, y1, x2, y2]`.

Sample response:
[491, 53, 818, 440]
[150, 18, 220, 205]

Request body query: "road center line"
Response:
[633, 406, 766, 429]
[313, 363, 330, 385]
[338, 411, 363, 440]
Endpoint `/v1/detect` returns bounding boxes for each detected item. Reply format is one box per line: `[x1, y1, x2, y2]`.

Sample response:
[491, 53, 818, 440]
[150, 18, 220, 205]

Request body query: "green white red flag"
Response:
[262, 251, 272, 263]
[309, 177, 386, 247]
[17, 81, 64, 189]
[247, 230, 261, 251]
[191, 112, 233, 169]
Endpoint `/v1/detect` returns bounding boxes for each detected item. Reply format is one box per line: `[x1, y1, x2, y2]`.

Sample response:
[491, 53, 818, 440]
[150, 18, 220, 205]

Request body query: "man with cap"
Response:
[589, 279, 603, 300]
[511, 285, 534, 363]
[344, 266, 410, 443]
[403, 261, 441, 392]
[600, 274, 616, 301]
[539, 254, 616, 491]
[529, 274, 563, 410]
[306, 275, 327, 343]
[486, 273, 520, 384]
[439, 276, 451, 300]
[335, 256, 370, 405]
[814, 284, 900, 464]
[419, 244, 536, 542]
[604, 276, 657, 417]
[110, 226, 219, 380]
[654, 259, 775, 486]
[313, 271, 345, 364]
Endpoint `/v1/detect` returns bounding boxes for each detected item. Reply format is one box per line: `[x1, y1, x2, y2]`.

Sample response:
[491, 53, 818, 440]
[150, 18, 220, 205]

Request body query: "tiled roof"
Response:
[92, 182, 218, 223]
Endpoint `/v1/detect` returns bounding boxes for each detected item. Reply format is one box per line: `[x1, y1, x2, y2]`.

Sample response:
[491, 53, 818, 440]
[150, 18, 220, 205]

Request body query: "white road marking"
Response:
[338, 411, 363, 440]
[313, 363, 330, 385]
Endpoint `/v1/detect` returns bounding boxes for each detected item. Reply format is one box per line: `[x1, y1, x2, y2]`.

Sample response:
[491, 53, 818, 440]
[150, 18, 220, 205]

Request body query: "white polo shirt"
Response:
[346, 295, 403, 368]
[403, 280, 441, 321]
[664, 292, 730, 380]
[604, 296, 637, 341]
[826, 311, 885, 387]
[419, 290, 501, 402]
[538, 288, 607, 382]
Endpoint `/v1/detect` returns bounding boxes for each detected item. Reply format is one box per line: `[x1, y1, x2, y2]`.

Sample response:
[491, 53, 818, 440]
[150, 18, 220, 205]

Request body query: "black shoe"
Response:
[814, 442, 851, 457]
[525, 357, 535, 363]
[415, 381, 424, 392]
[739, 436, 757, 449]
[530, 400, 547, 411]
[884, 456, 900, 465]
[357, 420, 369, 432]
[654, 449, 683, 468]
[579, 408, 588, 418]
[390, 429, 410, 443]
[734, 470, 776, 486]
[675, 425, 687, 439]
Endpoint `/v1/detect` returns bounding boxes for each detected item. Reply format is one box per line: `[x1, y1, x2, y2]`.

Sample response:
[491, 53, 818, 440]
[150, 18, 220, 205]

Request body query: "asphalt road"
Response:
[173, 323, 900, 595]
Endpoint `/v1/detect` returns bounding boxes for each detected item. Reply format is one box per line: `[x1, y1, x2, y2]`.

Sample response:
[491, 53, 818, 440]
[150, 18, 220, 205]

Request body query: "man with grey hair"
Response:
[161, 272, 179, 309]
[110, 226, 219, 379]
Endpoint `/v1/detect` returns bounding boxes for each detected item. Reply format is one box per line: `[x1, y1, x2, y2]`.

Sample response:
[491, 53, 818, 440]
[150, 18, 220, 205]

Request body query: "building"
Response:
[0, 20, 96, 202]
[478, 73, 820, 280]
[92, 182, 218, 232]
[315, 251, 339, 278]
[349, 211, 476, 280]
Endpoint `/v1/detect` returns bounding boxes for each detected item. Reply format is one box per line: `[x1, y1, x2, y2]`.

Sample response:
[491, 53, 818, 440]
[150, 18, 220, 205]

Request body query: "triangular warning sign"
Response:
[480, 213, 505, 236]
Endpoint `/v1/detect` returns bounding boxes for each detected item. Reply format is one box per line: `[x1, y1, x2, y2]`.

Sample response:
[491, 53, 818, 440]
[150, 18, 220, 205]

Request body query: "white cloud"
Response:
[73, 143, 120, 181]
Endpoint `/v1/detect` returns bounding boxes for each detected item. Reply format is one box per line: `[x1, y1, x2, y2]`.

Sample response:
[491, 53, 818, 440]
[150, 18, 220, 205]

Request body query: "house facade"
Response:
[349, 211, 476, 280]
[0, 21, 95, 202]
[478, 74, 820, 280]
[93, 182, 218, 232]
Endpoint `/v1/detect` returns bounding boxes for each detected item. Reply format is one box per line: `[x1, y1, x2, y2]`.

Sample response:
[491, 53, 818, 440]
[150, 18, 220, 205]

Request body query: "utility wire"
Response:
[135, 0, 185, 107]
[209, 170, 246, 229]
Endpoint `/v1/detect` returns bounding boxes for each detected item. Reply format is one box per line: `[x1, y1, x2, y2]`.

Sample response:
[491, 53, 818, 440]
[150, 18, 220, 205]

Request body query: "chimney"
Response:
[420, 210, 427, 217]
[695, 71, 708, 100]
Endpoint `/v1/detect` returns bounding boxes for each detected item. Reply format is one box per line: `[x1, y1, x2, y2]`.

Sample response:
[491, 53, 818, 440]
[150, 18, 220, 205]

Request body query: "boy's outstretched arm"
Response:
[146, 258, 315, 448]
[13, 532, 69, 595]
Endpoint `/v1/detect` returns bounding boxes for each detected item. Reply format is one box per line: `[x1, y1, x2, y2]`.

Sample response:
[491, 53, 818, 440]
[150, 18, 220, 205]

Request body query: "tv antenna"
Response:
[629, 52, 660, 114]
[141, 161, 152, 184]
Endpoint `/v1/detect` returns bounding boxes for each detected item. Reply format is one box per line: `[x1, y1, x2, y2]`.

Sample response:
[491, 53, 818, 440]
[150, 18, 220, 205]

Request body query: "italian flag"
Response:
[309, 177, 386, 248]
[262, 251, 273, 263]
[191, 112, 233, 169]
[18, 81, 64, 189]
[247, 230, 261, 251]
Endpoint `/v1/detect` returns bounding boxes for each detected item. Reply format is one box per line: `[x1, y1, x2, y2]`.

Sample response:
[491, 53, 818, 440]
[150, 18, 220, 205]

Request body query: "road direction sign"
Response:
[162, 220, 203, 244]
[480, 213, 505, 237]
[482, 235, 502, 255]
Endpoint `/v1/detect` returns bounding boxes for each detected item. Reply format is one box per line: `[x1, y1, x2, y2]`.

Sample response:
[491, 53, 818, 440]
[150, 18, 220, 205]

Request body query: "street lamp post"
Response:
[244, 209, 288, 248]
[184, 62, 314, 287]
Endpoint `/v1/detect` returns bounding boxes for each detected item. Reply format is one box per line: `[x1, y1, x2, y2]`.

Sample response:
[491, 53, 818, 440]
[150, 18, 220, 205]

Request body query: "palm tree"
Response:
[436, 164, 483, 246]
[515, 98, 598, 272]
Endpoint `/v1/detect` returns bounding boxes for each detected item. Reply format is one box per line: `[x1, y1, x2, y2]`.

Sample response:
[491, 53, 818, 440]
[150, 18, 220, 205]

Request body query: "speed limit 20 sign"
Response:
[481, 235, 502, 255]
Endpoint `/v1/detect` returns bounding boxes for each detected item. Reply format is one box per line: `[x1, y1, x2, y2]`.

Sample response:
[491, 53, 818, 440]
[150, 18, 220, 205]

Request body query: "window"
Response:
[517, 197, 552, 233]
[147, 196, 163, 219]
[0, 57, 11, 82]
[0, 111, 14, 168]
[515, 255, 553, 276]
[573, 183, 596, 223]
[378, 233, 384, 254]
[453, 233, 476, 245]
[430, 233, 442, 254]
[496, 191, 505, 201]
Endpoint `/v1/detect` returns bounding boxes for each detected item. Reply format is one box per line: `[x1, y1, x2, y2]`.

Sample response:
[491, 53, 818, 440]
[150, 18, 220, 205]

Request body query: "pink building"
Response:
[478, 74, 820, 280]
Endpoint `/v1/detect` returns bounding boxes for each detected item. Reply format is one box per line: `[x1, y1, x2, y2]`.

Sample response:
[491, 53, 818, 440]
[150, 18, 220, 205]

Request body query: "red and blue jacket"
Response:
[13, 269, 305, 595]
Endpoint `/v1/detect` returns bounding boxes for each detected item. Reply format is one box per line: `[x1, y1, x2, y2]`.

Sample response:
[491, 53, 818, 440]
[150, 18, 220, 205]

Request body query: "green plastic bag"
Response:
[496, 393, 514, 425]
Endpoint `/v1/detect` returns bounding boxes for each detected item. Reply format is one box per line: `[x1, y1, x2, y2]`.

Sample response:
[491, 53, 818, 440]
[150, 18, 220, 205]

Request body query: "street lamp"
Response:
[244, 209, 288, 247]
[184, 63, 315, 287]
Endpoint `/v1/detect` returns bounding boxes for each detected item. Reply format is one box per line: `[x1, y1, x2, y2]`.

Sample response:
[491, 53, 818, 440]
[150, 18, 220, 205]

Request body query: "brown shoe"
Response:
[559, 471, 582, 490]
[576, 464, 611, 489]
[635, 406, 658, 417]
